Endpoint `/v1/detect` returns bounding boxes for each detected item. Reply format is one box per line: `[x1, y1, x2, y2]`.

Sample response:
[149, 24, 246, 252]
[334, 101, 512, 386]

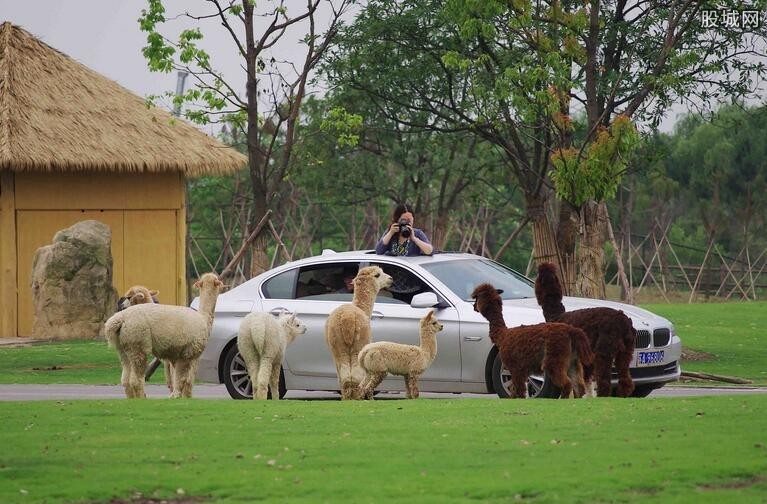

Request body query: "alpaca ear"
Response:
[150, 290, 159, 296]
[193, 280, 201, 289]
[425, 310, 433, 320]
[215, 278, 224, 288]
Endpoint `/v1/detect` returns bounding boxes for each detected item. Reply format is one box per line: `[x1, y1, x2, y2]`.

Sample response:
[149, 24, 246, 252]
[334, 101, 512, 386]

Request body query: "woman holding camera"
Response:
[375, 203, 433, 256]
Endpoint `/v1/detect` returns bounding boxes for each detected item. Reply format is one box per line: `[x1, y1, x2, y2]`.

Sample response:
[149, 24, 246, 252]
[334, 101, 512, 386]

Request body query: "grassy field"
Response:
[643, 302, 767, 386]
[1, 301, 765, 387]
[1, 396, 766, 503]
[0, 340, 165, 385]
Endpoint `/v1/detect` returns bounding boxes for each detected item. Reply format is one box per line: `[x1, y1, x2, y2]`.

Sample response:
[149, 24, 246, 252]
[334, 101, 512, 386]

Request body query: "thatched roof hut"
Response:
[0, 22, 247, 337]
[0, 21, 246, 175]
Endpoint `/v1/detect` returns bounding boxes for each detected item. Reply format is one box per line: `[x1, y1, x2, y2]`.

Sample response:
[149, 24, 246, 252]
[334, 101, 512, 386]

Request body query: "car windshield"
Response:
[421, 259, 535, 301]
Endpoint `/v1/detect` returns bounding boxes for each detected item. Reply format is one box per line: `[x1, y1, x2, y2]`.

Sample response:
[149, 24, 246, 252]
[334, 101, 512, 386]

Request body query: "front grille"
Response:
[653, 328, 671, 347]
[635, 330, 651, 348]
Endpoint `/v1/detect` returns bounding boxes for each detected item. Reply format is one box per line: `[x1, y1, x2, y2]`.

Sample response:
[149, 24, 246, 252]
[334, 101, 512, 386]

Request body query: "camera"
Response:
[398, 219, 412, 238]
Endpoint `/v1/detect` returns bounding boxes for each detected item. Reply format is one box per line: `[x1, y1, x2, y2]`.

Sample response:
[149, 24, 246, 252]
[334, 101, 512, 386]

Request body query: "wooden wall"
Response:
[0, 171, 187, 337]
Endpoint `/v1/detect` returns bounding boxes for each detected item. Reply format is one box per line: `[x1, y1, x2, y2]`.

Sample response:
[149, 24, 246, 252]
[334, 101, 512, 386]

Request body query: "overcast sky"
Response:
[1, 1, 761, 135]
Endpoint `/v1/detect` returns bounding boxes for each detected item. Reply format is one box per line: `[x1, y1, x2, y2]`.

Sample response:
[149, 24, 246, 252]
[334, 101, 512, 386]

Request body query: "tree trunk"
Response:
[431, 213, 449, 251]
[576, 201, 608, 299]
[555, 201, 578, 296]
[528, 194, 567, 292]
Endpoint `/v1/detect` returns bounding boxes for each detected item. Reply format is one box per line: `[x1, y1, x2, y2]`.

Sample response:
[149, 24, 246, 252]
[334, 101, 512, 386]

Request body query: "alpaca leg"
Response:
[173, 360, 195, 398]
[614, 347, 635, 397]
[126, 352, 148, 399]
[568, 362, 587, 398]
[594, 354, 614, 397]
[269, 361, 281, 400]
[510, 370, 528, 399]
[358, 373, 372, 400]
[164, 360, 174, 392]
[405, 374, 420, 399]
[246, 360, 260, 400]
[349, 362, 367, 400]
[168, 360, 181, 398]
[255, 357, 272, 400]
[362, 371, 386, 399]
[117, 349, 130, 395]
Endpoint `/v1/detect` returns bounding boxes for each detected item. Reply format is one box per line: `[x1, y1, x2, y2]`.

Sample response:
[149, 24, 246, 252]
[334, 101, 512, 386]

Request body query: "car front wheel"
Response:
[222, 343, 286, 400]
[491, 353, 561, 399]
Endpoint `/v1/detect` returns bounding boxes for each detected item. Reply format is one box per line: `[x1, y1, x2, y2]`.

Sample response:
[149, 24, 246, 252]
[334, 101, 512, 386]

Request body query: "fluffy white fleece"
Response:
[237, 312, 306, 400]
[104, 272, 223, 399]
[358, 310, 443, 399]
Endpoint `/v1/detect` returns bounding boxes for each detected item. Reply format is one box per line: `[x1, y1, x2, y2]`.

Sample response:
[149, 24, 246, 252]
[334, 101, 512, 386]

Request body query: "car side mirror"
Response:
[410, 292, 439, 308]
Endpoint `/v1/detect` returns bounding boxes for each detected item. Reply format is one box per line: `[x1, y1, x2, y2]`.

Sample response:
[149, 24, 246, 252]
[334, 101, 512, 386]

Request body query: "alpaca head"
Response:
[470, 283, 504, 318]
[278, 312, 307, 343]
[420, 309, 444, 335]
[534, 262, 563, 306]
[353, 266, 393, 293]
[194, 272, 224, 292]
[118, 285, 158, 311]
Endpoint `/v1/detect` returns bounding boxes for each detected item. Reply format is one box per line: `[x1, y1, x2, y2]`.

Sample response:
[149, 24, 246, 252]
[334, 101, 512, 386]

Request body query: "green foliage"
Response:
[2, 397, 767, 502]
[551, 116, 640, 206]
[319, 107, 363, 148]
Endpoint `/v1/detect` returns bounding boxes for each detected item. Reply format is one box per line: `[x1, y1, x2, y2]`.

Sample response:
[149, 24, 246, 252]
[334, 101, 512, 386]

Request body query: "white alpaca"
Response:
[325, 266, 393, 400]
[237, 312, 306, 400]
[358, 310, 443, 399]
[104, 272, 223, 399]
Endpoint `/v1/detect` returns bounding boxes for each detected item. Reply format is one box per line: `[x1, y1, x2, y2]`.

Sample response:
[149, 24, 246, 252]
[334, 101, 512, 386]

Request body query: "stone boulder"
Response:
[31, 220, 118, 340]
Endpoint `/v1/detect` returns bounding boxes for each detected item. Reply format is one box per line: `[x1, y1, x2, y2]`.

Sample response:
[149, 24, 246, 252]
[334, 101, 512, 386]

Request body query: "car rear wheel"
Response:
[222, 343, 286, 400]
[491, 353, 560, 398]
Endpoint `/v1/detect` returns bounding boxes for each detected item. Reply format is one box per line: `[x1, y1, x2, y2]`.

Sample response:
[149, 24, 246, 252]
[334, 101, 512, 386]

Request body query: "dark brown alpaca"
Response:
[535, 262, 636, 397]
[471, 283, 594, 399]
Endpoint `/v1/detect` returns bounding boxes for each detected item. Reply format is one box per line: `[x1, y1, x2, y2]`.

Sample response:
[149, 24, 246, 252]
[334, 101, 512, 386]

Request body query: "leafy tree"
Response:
[325, 0, 767, 297]
[139, 0, 355, 276]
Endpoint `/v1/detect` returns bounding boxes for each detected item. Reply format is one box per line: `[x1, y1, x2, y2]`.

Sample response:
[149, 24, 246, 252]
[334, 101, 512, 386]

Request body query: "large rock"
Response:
[31, 220, 117, 340]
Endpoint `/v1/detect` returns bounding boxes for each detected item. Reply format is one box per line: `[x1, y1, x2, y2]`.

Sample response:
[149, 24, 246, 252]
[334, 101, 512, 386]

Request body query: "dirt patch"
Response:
[681, 348, 715, 362]
[29, 364, 112, 372]
[92, 493, 210, 504]
[697, 474, 767, 491]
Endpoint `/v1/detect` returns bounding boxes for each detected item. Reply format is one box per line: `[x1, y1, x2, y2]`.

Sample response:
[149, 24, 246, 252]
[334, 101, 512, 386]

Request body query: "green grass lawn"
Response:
[0, 396, 766, 503]
[641, 301, 767, 386]
[0, 340, 165, 385]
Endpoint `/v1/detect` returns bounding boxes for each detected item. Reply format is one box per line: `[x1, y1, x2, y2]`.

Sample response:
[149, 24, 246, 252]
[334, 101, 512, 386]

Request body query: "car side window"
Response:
[296, 263, 361, 300]
[262, 269, 297, 300]
[370, 262, 430, 305]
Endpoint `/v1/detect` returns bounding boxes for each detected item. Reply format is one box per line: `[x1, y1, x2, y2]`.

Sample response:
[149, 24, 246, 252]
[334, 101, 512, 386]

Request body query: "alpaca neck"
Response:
[197, 288, 219, 326]
[482, 306, 508, 343]
[420, 331, 437, 360]
[352, 285, 376, 317]
[542, 300, 566, 322]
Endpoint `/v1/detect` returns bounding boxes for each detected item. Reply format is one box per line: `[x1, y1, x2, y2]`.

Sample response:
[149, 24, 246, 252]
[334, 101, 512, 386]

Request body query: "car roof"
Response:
[311, 249, 481, 265]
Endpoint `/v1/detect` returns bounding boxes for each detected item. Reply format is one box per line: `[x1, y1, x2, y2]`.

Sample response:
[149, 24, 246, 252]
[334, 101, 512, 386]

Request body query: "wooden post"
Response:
[0, 172, 18, 337]
[177, 173, 189, 305]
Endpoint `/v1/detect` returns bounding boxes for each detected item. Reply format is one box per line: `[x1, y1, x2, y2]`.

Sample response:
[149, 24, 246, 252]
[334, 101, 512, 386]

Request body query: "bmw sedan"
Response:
[192, 250, 682, 399]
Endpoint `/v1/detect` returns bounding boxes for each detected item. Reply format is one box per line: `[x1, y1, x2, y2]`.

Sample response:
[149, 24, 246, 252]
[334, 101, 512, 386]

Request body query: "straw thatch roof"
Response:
[0, 22, 247, 176]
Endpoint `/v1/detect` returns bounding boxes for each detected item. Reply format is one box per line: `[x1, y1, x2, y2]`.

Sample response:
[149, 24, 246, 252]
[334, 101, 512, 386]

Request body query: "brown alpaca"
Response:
[325, 266, 393, 400]
[471, 283, 593, 399]
[535, 262, 636, 397]
[358, 310, 443, 399]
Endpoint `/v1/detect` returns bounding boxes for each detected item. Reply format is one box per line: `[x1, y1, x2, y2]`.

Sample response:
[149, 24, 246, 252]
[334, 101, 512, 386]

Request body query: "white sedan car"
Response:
[192, 251, 682, 398]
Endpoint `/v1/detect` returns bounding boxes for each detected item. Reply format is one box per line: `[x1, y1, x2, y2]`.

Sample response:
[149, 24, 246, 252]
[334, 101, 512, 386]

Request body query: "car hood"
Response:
[502, 296, 672, 328]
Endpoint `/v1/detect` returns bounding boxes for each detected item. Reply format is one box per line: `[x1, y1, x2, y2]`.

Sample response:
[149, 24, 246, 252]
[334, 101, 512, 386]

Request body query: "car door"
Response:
[259, 261, 361, 378]
[367, 261, 461, 383]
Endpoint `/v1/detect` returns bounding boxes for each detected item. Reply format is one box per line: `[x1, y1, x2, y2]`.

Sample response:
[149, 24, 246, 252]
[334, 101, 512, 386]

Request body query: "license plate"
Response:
[636, 350, 665, 367]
